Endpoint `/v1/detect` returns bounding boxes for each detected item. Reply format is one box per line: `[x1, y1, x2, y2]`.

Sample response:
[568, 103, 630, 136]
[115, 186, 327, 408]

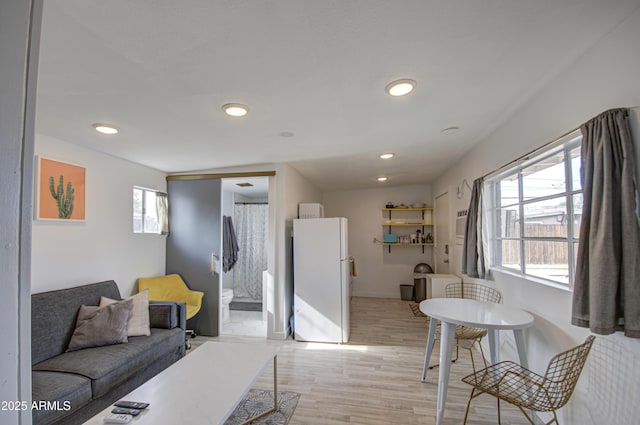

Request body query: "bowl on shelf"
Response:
[383, 233, 398, 243]
[411, 202, 426, 208]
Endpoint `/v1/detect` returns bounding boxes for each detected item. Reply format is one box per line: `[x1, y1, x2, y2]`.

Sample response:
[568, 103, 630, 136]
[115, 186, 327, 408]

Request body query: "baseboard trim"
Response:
[268, 328, 290, 340]
[352, 290, 403, 299]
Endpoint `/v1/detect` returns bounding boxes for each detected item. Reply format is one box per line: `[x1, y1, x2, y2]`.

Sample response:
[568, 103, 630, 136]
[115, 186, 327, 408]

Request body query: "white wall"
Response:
[433, 8, 640, 425]
[1, 1, 41, 424]
[32, 135, 167, 297]
[278, 164, 323, 338]
[323, 183, 432, 298]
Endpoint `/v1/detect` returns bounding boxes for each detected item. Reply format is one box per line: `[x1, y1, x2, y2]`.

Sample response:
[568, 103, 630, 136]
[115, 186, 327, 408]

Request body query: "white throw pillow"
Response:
[100, 289, 151, 337]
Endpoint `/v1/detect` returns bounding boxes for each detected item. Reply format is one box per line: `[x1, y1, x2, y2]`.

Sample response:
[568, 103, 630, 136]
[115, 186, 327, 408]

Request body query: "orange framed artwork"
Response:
[36, 157, 86, 221]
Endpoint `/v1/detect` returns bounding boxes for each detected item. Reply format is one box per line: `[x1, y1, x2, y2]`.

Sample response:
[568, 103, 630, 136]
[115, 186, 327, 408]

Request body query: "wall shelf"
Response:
[382, 223, 432, 227]
[380, 207, 434, 253]
[382, 208, 433, 211]
[373, 240, 435, 247]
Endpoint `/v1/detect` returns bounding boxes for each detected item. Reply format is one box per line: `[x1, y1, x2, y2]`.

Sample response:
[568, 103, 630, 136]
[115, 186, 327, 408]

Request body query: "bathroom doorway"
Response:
[220, 177, 269, 337]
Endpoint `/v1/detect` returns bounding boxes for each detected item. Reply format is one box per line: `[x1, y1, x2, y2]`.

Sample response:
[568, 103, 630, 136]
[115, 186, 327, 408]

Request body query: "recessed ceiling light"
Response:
[385, 79, 416, 96]
[279, 131, 295, 138]
[379, 153, 394, 159]
[377, 176, 388, 182]
[222, 103, 249, 117]
[92, 123, 118, 135]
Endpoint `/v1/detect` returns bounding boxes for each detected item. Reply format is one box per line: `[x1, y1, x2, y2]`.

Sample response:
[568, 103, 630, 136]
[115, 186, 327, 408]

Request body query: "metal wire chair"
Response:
[461, 335, 595, 425]
[429, 282, 502, 372]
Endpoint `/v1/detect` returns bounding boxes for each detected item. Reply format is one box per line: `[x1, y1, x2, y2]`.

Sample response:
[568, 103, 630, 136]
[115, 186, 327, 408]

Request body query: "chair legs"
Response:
[185, 329, 196, 350]
[463, 388, 473, 424]
[516, 406, 538, 425]
[468, 340, 488, 374]
[429, 337, 460, 369]
[430, 337, 487, 374]
[465, 387, 560, 425]
[516, 406, 559, 425]
[464, 387, 505, 425]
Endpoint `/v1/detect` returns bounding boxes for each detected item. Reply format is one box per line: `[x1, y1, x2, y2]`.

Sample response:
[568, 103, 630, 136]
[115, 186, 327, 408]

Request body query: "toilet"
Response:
[221, 288, 234, 321]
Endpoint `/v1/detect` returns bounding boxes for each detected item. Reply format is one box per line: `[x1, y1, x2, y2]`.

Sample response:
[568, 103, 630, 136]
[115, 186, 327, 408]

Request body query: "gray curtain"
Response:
[572, 108, 640, 338]
[462, 177, 486, 279]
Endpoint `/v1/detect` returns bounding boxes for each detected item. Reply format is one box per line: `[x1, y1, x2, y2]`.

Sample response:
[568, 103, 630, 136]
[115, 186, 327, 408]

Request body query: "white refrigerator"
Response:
[293, 217, 350, 343]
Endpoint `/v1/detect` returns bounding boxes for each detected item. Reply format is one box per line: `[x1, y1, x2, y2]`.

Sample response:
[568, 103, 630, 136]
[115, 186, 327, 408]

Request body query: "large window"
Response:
[133, 186, 167, 234]
[487, 131, 582, 286]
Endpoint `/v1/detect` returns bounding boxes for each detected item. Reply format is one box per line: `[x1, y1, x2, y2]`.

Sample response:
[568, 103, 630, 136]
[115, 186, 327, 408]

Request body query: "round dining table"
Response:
[419, 297, 534, 425]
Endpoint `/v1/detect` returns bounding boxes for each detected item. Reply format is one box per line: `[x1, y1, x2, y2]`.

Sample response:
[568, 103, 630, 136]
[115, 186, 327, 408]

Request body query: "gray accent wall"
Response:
[166, 179, 222, 336]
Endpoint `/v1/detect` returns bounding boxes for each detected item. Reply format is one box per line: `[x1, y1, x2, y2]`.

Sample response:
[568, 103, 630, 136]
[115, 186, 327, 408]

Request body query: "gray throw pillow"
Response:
[66, 299, 133, 352]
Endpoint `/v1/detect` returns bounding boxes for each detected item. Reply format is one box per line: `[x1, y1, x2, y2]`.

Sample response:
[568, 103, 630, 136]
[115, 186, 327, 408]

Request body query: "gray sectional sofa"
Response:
[31, 280, 187, 425]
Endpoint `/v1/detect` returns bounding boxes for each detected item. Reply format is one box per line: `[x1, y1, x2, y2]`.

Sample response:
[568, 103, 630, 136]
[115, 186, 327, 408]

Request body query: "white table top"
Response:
[84, 341, 278, 425]
[419, 298, 534, 330]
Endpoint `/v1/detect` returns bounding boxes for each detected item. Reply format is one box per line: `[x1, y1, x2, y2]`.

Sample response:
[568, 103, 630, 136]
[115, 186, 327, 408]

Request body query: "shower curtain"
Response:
[232, 203, 268, 300]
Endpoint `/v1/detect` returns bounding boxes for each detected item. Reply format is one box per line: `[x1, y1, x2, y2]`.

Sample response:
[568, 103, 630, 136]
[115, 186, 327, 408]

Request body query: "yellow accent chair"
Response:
[138, 274, 204, 338]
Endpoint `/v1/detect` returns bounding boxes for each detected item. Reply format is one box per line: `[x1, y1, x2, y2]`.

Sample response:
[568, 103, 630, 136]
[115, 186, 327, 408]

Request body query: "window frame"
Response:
[486, 130, 582, 288]
[133, 186, 166, 234]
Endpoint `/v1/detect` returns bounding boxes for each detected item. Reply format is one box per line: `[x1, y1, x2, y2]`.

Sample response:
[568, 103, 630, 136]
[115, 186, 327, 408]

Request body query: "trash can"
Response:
[413, 275, 427, 302]
[413, 263, 434, 302]
[400, 284, 414, 301]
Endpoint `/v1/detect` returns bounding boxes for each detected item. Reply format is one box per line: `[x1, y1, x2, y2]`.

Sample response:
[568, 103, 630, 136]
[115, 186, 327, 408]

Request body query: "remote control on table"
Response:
[103, 413, 132, 424]
[114, 401, 149, 410]
[111, 407, 142, 416]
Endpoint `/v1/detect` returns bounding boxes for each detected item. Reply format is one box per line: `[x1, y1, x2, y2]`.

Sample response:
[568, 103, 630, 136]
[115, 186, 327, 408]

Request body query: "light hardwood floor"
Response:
[191, 297, 529, 424]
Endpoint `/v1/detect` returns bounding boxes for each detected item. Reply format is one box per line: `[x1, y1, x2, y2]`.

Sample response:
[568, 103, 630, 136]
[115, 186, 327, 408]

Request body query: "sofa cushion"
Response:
[100, 289, 151, 337]
[34, 328, 184, 398]
[32, 370, 92, 425]
[32, 281, 122, 365]
[66, 300, 133, 352]
[149, 302, 178, 329]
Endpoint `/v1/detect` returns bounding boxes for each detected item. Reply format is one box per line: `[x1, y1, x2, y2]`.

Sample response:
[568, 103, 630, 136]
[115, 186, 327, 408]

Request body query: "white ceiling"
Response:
[36, 0, 640, 192]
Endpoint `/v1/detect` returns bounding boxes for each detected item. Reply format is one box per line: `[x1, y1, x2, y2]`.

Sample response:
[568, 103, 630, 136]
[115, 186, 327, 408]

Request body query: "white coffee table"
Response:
[84, 341, 278, 425]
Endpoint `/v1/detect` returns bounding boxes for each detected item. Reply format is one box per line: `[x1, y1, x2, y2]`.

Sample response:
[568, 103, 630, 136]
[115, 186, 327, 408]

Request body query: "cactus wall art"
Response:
[37, 157, 85, 220]
[48, 175, 75, 218]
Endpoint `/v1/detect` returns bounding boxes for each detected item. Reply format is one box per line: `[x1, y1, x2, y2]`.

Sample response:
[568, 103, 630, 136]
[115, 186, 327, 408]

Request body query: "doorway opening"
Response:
[220, 176, 269, 337]
[435, 191, 451, 274]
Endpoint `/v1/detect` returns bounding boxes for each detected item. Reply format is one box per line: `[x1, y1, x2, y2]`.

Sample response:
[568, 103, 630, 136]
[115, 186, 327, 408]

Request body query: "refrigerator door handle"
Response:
[342, 256, 355, 278]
